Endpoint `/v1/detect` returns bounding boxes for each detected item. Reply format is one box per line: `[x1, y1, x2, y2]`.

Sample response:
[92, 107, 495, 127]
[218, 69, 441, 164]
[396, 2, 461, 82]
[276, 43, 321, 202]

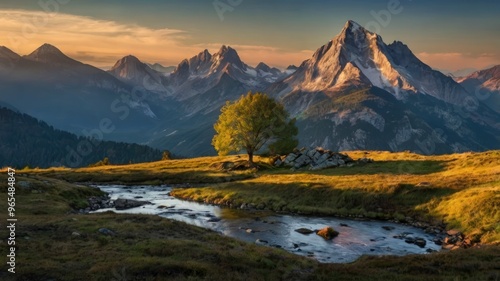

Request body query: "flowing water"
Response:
[91, 185, 441, 263]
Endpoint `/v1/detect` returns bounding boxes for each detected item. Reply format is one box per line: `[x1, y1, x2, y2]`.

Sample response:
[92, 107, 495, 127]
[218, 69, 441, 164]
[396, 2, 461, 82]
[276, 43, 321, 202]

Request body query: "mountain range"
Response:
[0, 20, 499, 160]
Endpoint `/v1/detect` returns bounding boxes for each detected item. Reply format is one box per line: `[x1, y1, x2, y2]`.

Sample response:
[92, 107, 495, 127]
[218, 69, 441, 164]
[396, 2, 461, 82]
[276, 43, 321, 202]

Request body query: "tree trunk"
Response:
[247, 150, 254, 167]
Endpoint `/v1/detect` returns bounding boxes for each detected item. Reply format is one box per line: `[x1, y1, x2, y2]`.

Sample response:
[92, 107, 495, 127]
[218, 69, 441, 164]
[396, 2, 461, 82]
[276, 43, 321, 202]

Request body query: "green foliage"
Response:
[212, 92, 298, 163]
[162, 150, 172, 160]
[0, 107, 163, 168]
[89, 157, 110, 167]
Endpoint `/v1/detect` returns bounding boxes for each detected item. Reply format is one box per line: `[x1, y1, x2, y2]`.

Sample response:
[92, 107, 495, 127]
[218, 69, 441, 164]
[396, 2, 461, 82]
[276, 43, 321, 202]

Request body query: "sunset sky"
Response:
[0, 0, 498, 72]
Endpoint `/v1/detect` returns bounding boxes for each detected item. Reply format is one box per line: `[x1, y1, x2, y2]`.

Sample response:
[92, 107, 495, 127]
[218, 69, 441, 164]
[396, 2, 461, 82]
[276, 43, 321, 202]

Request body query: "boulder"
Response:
[295, 228, 315, 235]
[283, 153, 298, 165]
[114, 198, 150, 210]
[316, 227, 339, 240]
[414, 238, 427, 248]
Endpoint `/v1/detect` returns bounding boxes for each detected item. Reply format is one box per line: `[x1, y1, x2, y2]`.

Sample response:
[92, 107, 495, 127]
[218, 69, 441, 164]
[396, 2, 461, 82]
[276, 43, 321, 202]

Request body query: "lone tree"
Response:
[212, 92, 298, 166]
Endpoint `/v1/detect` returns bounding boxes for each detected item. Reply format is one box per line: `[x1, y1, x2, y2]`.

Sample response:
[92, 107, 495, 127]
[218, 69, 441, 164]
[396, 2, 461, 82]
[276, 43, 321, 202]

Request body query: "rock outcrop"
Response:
[273, 147, 369, 170]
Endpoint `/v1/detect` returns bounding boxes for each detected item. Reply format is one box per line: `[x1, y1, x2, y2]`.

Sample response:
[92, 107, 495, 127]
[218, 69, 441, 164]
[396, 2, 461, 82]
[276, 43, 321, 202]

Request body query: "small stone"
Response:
[382, 226, 396, 231]
[98, 228, 115, 236]
[414, 238, 427, 248]
[295, 228, 315, 235]
[72, 232, 81, 237]
[405, 237, 415, 244]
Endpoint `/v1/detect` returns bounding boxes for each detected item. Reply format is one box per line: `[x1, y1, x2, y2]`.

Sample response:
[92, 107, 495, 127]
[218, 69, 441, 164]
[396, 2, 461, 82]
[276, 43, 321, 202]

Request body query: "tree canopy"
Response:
[212, 92, 298, 165]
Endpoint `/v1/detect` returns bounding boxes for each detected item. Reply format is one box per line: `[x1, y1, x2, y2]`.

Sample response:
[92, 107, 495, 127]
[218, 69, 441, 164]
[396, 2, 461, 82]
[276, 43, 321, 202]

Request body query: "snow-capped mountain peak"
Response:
[280, 20, 466, 104]
[210, 45, 245, 72]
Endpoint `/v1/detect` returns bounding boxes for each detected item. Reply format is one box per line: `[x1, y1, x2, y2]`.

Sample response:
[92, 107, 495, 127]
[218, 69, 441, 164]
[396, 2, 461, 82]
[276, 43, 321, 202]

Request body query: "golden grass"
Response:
[10, 150, 500, 243]
[1, 159, 499, 280]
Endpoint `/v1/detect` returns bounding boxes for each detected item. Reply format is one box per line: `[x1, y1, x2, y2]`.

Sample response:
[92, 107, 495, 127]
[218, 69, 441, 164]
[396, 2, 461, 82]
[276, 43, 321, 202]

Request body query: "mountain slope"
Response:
[0, 44, 176, 144]
[0, 107, 162, 168]
[108, 55, 171, 95]
[457, 65, 500, 113]
[272, 21, 469, 105]
[267, 20, 500, 154]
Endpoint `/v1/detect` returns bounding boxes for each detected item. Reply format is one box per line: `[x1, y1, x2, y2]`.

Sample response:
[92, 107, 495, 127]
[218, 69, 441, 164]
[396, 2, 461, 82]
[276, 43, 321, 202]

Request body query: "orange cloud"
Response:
[416, 52, 500, 71]
[0, 9, 312, 68]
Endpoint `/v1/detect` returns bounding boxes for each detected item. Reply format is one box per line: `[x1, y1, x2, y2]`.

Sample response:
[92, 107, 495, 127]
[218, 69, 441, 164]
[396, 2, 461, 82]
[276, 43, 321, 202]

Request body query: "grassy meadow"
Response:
[1, 150, 499, 280]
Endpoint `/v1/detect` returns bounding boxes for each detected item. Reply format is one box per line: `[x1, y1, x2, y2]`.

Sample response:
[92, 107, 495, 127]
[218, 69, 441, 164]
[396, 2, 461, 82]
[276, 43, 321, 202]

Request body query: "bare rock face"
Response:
[274, 147, 361, 171]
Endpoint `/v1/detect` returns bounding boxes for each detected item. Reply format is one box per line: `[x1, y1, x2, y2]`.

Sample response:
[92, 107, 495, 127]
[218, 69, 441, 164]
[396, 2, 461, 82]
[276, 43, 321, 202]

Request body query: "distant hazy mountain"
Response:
[457, 65, 500, 113]
[0, 107, 162, 168]
[0, 44, 181, 145]
[266, 20, 499, 153]
[146, 62, 176, 74]
[108, 55, 171, 96]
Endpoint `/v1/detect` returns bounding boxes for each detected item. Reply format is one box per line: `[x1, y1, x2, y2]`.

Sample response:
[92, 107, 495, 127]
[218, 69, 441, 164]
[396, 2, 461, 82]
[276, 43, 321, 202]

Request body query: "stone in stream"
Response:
[414, 238, 427, 248]
[295, 228, 315, 235]
[114, 198, 150, 210]
[255, 239, 268, 245]
[405, 237, 416, 244]
[382, 226, 396, 231]
[316, 227, 339, 240]
[207, 218, 221, 223]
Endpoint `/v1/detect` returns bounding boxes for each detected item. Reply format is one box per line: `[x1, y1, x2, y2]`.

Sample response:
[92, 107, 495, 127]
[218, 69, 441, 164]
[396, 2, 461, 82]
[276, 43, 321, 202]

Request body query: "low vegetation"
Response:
[172, 150, 500, 243]
[0, 174, 498, 280]
[4, 150, 499, 279]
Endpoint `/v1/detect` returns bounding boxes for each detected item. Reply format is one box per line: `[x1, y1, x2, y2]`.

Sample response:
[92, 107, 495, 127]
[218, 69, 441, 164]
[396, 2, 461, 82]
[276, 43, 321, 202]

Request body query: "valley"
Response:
[0, 150, 498, 280]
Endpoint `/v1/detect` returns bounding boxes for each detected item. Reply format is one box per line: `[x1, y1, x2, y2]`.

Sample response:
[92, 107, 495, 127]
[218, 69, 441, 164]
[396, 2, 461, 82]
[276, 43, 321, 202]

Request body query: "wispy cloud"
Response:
[0, 9, 311, 68]
[416, 52, 500, 71]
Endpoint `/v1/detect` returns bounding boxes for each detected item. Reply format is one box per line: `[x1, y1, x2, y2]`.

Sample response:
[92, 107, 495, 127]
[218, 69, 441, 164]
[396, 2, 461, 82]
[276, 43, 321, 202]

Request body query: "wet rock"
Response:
[405, 237, 415, 244]
[207, 217, 221, 223]
[98, 228, 115, 236]
[382, 226, 396, 231]
[426, 248, 437, 253]
[339, 223, 350, 227]
[316, 227, 339, 240]
[414, 238, 427, 248]
[157, 205, 175, 209]
[246, 228, 254, 233]
[256, 239, 268, 245]
[114, 198, 150, 210]
[295, 228, 315, 235]
[433, 237, 443, 245]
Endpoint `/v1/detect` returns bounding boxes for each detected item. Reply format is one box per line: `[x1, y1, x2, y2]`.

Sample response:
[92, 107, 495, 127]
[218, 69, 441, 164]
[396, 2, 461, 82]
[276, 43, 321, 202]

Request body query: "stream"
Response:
[91, 185, 441, 263]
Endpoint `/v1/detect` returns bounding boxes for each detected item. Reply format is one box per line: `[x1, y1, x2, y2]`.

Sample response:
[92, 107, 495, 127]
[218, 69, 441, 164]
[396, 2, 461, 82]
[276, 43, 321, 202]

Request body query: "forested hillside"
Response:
[0, 107, 162, 168]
